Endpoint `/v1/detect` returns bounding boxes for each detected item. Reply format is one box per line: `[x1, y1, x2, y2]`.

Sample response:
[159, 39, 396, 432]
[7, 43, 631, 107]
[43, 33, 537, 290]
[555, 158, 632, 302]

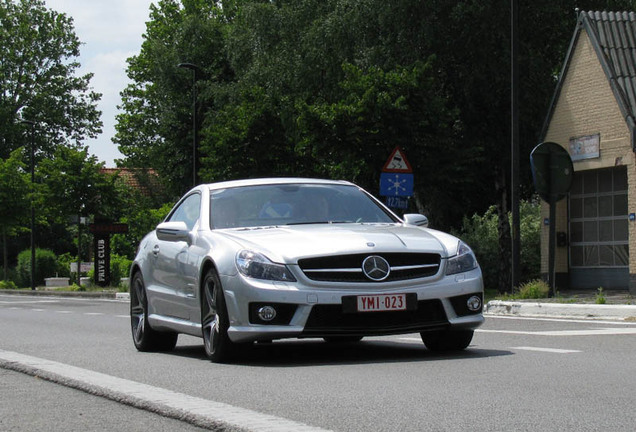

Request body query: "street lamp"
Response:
[20, 120, 36, 291]
[178, 62, 202, 188]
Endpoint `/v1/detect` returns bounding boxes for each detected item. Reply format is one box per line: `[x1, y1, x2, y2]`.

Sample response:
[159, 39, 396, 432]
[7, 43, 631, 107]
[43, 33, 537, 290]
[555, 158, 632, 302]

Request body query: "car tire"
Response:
[130, 272, 178, 352]
[201, 269, 236, 363]
[420, 329, 473, 352]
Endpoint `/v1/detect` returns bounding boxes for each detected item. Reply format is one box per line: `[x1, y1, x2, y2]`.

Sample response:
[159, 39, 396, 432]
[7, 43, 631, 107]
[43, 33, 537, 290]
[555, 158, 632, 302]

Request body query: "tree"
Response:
[37, 147, 124, 277]
[426, 0, 636, 290]
[0, 0, 102, 160]
[0, 148, 30, 279]
[38, 146, 122, 222]
[116, 0, 636, 291]
[115, 0, 230, 197]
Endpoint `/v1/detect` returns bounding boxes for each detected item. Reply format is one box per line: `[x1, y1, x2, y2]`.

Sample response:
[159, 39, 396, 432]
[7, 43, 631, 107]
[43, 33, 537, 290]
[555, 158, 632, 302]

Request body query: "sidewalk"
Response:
[484, 290, 636, 321]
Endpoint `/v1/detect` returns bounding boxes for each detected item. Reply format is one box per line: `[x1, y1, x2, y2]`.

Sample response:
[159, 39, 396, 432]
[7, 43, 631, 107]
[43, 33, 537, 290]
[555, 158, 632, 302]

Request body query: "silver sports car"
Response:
[130, 178, 484, 362]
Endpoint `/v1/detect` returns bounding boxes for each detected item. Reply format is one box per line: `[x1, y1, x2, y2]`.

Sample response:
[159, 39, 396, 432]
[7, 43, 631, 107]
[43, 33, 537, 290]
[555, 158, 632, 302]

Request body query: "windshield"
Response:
[210, 183, 397, 229]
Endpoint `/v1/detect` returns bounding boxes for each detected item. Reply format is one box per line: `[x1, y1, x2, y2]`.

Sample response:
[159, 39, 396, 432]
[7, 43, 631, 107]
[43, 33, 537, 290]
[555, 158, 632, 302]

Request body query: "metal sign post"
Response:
[380, 147, 414, 211]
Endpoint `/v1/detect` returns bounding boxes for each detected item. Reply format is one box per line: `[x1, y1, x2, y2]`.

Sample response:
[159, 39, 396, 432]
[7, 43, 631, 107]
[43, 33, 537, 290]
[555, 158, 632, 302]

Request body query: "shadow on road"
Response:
[170, 338, 512, 367]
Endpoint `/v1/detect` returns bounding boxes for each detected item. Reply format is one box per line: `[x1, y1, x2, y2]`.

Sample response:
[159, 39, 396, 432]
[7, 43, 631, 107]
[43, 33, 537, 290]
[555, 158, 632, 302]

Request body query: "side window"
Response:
[167, 193, 201, 230]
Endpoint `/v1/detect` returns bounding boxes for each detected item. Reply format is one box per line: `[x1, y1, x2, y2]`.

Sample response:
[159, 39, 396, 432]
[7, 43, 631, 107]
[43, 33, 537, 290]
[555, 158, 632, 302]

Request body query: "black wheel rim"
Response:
[131, 276, 146, 344]
[202, 276, 219, 356]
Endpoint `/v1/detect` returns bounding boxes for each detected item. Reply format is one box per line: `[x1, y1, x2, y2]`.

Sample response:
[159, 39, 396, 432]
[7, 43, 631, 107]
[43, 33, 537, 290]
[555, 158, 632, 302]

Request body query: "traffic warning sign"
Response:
[382, 147, 413, 173]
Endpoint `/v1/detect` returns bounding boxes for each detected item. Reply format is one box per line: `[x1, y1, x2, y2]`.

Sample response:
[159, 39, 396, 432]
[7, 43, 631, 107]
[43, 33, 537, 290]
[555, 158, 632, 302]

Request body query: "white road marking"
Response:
[487, 315, 636, 326]
[55, 311, 73, 314]
[478, 328, 636, 336]
[0, 300, 59, 304]
[512, 346, 581, 354]
[0, 350, 331, 432]
[84, 312, 104, 316]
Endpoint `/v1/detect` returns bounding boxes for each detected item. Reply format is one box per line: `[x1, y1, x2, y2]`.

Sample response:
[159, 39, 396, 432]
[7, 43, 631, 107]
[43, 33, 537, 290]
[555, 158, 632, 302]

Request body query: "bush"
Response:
[454, 199, 541, 291]
[56, 252, 75, 278]
[111, 254, 132, 287]
[0, 280, 18, 290]
[16, 248, 58, 287]
[516, 279, 550, 299]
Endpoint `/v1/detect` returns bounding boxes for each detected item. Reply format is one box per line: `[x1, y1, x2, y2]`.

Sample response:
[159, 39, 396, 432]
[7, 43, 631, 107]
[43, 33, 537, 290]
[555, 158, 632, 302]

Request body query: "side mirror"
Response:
[403, 213, 429, 228]
[156, 221, 192, 243]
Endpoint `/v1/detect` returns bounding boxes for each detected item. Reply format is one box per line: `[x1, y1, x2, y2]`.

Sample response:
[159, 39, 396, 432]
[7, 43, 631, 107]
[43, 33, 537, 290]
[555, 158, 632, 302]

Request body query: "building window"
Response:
[569, 167, 628, 268]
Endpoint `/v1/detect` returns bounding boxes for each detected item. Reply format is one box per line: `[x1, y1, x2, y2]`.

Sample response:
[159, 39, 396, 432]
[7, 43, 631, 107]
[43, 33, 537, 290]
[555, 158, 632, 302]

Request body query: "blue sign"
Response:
[385, 196, 409, 209]
[380, 173, 414, 197]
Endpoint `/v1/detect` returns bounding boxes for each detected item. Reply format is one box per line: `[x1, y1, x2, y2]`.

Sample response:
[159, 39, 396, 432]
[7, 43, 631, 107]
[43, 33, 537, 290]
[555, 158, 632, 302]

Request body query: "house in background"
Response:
[100, 168, 160, 198]
[540, 10, 636, 294]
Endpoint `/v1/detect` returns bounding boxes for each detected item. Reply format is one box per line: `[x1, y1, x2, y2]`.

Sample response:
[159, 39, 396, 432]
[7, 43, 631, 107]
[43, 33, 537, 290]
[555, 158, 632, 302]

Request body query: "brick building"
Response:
[540, 11, 636, 294]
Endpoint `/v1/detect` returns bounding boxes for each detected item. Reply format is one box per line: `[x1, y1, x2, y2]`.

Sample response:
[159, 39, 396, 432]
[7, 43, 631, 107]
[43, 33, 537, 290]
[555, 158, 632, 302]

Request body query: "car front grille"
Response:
[298, 253, 441, 282]
[302, 299, 448, 336]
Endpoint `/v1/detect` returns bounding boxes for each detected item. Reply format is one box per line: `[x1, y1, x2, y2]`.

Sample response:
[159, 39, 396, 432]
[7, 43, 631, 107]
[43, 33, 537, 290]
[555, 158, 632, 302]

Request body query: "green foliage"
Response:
[110, 254, 133, 286]
[55, 252, 75, 278]
[596, 287, 607, 305]
[37, 147, 122, 222]
[66, 283, 85, 292]
[455, 200, 541, 291]
[115, 0, 227, 196]
[0, 0, 102, 160]
[111, 202, 173, 259]
[111, 0, 636, 295]
[516, 279, 550, 300]
[0, 148, 32, 278]
[0, 280, 18, 290]
[0, 149, 30, 229]
[16, 248, 58, 287]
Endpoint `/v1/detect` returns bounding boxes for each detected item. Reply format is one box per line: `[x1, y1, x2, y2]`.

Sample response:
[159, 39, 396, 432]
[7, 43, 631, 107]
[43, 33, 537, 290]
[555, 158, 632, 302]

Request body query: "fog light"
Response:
[258, 306, 277, 322]
[467, 295, 482, 312]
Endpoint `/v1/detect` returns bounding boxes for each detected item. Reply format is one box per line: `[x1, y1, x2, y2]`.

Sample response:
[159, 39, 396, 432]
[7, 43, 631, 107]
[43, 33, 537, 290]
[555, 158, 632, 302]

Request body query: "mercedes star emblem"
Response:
[362, 255, 391, 281]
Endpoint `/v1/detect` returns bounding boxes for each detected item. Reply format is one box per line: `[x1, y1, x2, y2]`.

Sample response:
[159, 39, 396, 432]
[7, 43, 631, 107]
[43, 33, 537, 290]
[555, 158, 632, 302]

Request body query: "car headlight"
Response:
[445, 241, 478, 275]
[236, 250, 296, 282]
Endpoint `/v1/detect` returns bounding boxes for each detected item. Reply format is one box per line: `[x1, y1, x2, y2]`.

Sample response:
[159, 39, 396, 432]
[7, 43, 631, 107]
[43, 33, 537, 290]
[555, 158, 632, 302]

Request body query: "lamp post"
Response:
[20, 120, 36, 291]
[510, 0, 520, 291]
[178, 62, 202, 188]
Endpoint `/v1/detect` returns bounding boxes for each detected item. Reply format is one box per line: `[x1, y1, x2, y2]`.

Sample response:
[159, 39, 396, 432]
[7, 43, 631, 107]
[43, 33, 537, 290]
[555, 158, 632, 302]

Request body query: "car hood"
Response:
[216, 223, 456, 263]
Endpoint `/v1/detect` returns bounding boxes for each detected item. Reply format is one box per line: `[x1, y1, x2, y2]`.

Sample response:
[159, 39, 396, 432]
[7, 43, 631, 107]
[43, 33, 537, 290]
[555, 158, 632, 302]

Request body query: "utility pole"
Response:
[511, 0, 521, 291]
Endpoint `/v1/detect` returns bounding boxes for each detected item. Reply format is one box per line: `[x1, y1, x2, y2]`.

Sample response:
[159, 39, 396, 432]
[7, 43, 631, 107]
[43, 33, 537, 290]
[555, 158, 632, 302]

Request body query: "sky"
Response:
[44, 0, 155, 167]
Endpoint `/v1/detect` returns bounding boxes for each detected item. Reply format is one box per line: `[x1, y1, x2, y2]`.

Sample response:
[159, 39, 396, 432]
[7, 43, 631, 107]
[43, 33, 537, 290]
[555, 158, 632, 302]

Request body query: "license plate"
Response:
[357, 294, 407, 312]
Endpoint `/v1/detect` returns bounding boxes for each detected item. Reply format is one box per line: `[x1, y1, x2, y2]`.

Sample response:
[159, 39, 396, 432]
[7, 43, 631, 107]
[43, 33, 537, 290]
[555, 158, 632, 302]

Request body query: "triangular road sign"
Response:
[382, 147, 413, 173]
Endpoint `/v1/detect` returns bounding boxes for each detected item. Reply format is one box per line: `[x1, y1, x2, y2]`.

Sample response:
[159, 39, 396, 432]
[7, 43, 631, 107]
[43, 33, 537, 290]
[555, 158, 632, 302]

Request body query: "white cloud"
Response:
[44, 0, 154, 166]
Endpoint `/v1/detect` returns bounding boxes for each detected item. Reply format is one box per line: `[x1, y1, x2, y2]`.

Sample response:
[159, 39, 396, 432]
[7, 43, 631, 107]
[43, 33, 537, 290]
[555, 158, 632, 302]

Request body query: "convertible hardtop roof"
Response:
[203, 178, 356, 191]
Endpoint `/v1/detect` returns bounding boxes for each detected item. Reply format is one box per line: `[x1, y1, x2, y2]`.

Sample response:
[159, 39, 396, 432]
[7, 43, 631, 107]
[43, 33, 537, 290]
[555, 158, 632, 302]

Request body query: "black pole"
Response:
[21, 120, 36, 290]
[511, 0, 521, 290]
[30, 125, 35, 291]
[178, 63, 201, 188]
[77, 217, 82, 288]
[548, 197, 556, 295]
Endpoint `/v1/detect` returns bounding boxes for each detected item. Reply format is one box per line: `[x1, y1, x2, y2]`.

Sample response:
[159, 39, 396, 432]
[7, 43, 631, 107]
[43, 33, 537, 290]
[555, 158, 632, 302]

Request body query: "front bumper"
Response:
[222, 267, 484, 343]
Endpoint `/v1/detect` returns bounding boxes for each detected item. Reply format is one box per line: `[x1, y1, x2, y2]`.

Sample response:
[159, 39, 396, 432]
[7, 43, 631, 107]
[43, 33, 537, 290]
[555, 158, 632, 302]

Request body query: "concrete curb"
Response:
[485, 300, 636, 321]
[0, 289, 127, 300]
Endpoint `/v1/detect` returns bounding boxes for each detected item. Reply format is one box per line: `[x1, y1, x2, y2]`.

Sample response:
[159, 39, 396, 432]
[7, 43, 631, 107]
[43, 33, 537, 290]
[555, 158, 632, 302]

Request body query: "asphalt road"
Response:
[1, 293, 636, 431]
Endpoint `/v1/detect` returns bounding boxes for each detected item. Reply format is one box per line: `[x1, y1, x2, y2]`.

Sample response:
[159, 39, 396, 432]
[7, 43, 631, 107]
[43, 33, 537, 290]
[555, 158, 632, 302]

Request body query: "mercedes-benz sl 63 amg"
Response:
[130, 178, 484, 362]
